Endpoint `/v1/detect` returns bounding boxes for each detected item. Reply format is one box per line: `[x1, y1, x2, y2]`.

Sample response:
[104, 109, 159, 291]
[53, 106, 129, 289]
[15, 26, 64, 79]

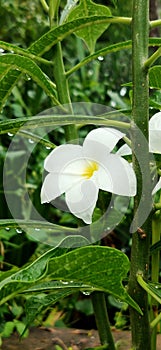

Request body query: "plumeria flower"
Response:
[117, 111, 161, 194]
[41, 127, 136, 224]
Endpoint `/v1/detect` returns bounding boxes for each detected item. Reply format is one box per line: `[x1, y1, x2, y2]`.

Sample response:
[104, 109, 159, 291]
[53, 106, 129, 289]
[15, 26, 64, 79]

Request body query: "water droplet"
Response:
[16, 228, 22, 234]
[60, 280, 69, 285]
[155, 285, 159, 289]
[5, 227, 10, 231]
[120, 87, 127, 97]
[8, 132, 13, 137]
[111, 101, 116, 107]
[0, 48, 5, 53]
[46, 146, 51, 150]
[35, 228, 40, 231]
[82, 291, 91, 296]
[98, 56, 104, 61]
[28, 138, 34, 144]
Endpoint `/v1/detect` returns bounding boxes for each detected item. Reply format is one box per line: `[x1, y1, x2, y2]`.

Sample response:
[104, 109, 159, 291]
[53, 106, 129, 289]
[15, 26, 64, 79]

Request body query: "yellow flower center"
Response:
[82, 161, 99, 179]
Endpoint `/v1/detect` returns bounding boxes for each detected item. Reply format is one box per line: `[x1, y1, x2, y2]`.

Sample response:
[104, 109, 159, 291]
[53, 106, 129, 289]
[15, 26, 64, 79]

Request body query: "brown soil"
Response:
[1, 327, 161, 350]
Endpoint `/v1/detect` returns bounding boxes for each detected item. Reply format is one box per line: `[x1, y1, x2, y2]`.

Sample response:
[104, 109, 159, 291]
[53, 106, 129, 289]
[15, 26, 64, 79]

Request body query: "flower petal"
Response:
[41, 171, 83, 203]
[41, 173, 63, 203]
[152, 177, 161, 195]
[65, 179, 99, 224]
[83, 127, 125, 154]
[96, 154, 136, 196]
[149, 112, 161, 153]
[149, 112, 161, 130]
[44, 144, 83, 172]
[116, 144, 132, 156]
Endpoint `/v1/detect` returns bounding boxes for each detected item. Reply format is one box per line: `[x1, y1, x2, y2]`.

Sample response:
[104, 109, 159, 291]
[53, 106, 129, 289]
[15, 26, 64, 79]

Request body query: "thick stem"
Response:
[128, 1, 152, 349]
[151, 213, 161, 350]
[92, 292, 116, 350]
[53, 42, 78, 142]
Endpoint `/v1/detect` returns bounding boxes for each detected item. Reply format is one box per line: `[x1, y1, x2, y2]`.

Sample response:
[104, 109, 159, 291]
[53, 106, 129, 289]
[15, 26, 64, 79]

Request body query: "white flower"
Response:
[41, 128, 136, 224]
[117, 112, 161, 194]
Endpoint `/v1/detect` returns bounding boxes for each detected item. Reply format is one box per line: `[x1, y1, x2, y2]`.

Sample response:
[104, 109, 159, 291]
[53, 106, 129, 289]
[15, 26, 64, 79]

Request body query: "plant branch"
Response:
[128, 0, 152, 349]
[150, 19, 161, 29]
[92, 292, 116, 350]
[144, 47, 161, 68]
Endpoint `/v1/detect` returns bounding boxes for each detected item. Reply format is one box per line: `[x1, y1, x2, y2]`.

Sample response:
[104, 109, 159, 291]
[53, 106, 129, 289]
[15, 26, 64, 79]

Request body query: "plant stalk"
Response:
[92, 292, 116, 350]
[128, 0, 152, 349]
[53, 42, 78, 141]
[151, 213, 161, 349]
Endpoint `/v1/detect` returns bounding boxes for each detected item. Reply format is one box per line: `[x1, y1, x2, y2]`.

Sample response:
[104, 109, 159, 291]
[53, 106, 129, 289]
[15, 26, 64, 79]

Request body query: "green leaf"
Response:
[0, 112, 129, 135]
[0, 245, 141, 314]
[29, 16, 113, 56]
[149, 66, 161, 89]
[0, 41, 53, 66]
[0, 65, 21, 111]
[148, 282, 161, 301]
[25, 291, 73, 327]
[66, 40, 132, 76]
[150, 240, 161, 254]
[66, 0, 111, 52]
[0, 54, 58, 105]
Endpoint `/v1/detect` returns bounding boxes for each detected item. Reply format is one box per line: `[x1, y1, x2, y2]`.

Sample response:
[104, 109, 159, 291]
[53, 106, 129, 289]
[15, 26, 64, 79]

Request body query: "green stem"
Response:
[40, 0, 49, 12]
[144, 47, 161, 68]
[53, 42, 78, 141]
[151, 312, 161, 329]
[151, 213, 161, 349]
[150, 19, 161, 29]
[91, 292, 116, 350]
[137, 274, 161, 305]
[128, 1, 152, 349]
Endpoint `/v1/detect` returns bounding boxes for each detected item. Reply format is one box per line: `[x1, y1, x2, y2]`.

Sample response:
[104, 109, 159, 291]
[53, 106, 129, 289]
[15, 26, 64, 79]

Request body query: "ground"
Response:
[1, 327, 161, 350]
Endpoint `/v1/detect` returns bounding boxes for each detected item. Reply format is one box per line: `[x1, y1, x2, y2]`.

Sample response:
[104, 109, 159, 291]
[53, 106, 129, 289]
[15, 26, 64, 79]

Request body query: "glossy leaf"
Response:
[24, 291, 74, 327]
[149, 66, 161, 89]
[0, 65, 21, 111]
[0, 112, 130, 135]
[0, 41, 52, 65]
[0, 245, 141, 314]
[66, 0, 111, 52]
[0, 54, 58, 105]
[29, 16, 113, 55]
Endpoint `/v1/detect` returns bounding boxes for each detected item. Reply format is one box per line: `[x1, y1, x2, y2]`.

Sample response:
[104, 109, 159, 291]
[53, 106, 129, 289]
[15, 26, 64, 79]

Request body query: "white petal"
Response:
[149, 131, 161, 154]
[44, 144, 83, 172]
[41, 172, 83, 203]
[149, 112, 161, 153]
[41, 173, 62, 203]
[96, 154, 136, 196]
[83, 127, 125, 154]
[152, 177, 161, 195]
[117, 144, 132, 156]
[149, 112, 161, 130]
[65, 180, 99, 224]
